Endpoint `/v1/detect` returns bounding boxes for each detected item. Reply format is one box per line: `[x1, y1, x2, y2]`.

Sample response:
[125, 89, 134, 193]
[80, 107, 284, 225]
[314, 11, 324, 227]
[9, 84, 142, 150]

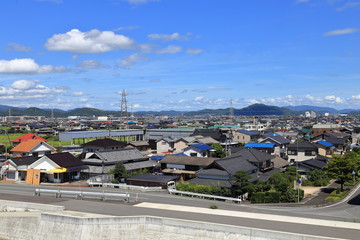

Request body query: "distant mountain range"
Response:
[0, 104, 359, 117]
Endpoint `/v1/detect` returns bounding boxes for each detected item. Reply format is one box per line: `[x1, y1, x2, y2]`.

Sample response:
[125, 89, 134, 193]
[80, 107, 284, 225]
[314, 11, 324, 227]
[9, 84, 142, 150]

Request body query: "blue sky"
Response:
[0, 0, 359, 111]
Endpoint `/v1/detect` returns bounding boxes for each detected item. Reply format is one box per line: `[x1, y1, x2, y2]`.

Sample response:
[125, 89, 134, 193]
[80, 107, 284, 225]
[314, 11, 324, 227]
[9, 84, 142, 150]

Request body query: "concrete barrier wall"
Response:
[0, 200, 65, 212]
[0, 212, 344, 240]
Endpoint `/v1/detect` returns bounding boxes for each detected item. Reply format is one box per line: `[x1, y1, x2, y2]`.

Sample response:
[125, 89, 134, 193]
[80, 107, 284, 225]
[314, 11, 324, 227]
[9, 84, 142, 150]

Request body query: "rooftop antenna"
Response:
[120, 89, 128, 128]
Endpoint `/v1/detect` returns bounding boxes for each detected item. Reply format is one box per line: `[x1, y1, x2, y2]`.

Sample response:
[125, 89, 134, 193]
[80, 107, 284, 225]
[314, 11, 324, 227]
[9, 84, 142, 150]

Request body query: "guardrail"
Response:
[89, 182, 163, 191]
[34, 189, 130, 202]
[168, 189, 241, 203]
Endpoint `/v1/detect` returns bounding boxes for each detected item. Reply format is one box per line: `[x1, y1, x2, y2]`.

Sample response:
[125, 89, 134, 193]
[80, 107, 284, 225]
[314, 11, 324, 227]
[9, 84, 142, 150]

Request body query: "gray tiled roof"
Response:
[161, 155, 217, 167]
[215, 156, 258, 175]
[262, 136, 290, 145]
[197, 168, 229, 176]
[232, 148, 273, 163]
[124, 159, 157, 171]
[87, 148, 148, 163]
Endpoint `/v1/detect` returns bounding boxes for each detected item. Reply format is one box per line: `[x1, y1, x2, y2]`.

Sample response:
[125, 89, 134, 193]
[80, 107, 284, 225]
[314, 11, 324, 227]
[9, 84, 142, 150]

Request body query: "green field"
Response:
[0, 133, 71, 149]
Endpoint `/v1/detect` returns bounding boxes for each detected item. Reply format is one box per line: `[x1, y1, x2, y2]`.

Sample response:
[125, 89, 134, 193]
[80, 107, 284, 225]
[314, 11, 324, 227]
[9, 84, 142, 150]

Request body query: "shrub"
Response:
[251, 192, 266, 203]
[209, 205, 218, 209]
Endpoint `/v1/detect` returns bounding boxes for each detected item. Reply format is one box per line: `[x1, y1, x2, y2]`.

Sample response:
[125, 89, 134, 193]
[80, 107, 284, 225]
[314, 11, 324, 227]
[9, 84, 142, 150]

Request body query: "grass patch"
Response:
[209, 205, 218, 209]
[325, 189, 349, 201]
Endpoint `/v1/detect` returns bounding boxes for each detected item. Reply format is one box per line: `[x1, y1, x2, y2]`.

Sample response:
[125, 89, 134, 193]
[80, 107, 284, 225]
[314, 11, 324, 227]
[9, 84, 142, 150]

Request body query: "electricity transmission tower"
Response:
[120, 89, 128, 127]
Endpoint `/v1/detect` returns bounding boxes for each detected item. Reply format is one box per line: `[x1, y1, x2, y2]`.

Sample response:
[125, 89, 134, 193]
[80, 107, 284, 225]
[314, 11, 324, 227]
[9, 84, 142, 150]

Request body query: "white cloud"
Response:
[72, 91, 83, 96]
[325, 95, 343, 103]
[194, 96, 204, 101]
[324, 28, 359, 36]
[148, 33, 189, 41]
[0, 58, 67, 74]
[155, 45, 182, 54]
[5, 42, 32, 52]
[11, 80, 37, 90]
[186, 48, 203, 55]
[120, 53, 147, 67]
[336, 2, 360, 11]
[45, 29, 135, 53]
[77, 60, 103, 69]
[132, 103, 141, 108]
[0, 80, 67, 100]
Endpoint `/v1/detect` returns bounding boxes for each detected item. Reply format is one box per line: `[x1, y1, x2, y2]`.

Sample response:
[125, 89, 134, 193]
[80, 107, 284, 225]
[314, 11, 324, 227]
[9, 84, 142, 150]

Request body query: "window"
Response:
[190, 153, 197, 157]
[305, 150, 315, 156]
[288, 150, 297, 155]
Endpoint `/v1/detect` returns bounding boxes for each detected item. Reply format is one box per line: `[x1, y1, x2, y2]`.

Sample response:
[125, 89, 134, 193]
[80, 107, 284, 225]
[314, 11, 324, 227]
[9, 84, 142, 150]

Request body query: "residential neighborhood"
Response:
[1, 110, 360, 204]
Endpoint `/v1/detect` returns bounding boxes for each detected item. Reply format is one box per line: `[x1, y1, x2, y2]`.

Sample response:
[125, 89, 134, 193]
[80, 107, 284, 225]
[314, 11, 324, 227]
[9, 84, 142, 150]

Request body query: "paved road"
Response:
[1, 183, 360, 239]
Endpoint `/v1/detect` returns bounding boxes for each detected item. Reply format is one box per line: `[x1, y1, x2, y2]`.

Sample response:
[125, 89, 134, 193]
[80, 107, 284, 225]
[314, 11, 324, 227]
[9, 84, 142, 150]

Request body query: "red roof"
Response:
[11, 134, 47, 143]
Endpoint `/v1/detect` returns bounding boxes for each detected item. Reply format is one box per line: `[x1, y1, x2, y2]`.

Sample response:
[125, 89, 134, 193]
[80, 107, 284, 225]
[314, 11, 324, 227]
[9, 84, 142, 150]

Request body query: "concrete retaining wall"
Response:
[0, 212, 343, 240]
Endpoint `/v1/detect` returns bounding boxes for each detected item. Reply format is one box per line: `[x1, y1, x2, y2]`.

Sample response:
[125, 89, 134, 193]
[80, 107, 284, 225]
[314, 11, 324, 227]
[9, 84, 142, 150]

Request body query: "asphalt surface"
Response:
[0, 182, 360, 239]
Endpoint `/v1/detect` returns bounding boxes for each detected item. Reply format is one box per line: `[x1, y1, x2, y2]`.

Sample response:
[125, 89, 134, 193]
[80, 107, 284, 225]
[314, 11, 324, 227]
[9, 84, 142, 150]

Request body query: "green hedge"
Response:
[176, 182, 231, 197]
[251, 191, 281, 203]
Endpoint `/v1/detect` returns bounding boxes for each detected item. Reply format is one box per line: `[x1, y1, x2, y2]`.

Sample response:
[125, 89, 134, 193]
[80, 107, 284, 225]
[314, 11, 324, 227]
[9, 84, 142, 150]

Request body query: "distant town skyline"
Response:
[0, 0, 359, 111]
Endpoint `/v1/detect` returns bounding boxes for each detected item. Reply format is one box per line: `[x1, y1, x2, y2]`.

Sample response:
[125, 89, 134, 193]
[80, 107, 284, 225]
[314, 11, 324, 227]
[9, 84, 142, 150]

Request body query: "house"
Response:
[81, 138, 126, 153]
[287, 142, 320, 163]
[191, 128, 227, 143]
[127, 141, 150, 152]
[183, 143, 213, 157]
[260, 133, 290, 158]
[244, 142, 275, 155]
[11, 133, 47, 147]
[28, 152, 88, 183]
[82, 148, 155, 177]
[160, 155, 217, 180]
[0, 156, 38, 181]
[10, 139, 56, 158]
[232, 129, 260, 144]
[189, 148, 274, 188]
[316, 140, 334, 157]
[156, 137, 179, 154]
[297, 159, 327, 176]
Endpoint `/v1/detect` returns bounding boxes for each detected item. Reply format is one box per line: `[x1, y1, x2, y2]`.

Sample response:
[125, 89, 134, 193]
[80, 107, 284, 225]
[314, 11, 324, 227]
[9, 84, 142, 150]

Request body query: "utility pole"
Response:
[229, 99, 234, 120]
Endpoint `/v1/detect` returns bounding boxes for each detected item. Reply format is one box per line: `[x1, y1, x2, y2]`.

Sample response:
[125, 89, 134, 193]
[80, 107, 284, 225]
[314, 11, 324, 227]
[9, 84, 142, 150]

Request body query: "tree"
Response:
[326, 152, 360, 191]
[109, 162, 129, 182]
[233, 170, 252, 199]
[211, 143, 226, 158]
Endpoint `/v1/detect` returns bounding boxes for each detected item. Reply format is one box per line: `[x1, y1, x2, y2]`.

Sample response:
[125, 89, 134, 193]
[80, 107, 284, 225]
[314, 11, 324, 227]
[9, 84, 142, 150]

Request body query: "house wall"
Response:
[29, 157, 59, 171]
[232, 132, 251, 144]
[288, 149, 317, 162]
[157, 140, 171, 154]
[174, 141, 188, 153]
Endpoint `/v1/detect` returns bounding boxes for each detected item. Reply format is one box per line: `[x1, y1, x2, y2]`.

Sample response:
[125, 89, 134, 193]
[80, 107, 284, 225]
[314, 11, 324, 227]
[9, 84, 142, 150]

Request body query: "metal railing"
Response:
[168, 189, 241, 203]
[34, 188, 130, 202]
[89, 182, 163, 191]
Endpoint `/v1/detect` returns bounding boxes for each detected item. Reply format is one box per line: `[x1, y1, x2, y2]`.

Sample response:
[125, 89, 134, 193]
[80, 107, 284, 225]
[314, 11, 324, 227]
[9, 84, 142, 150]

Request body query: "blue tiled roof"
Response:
[245, 143, 275, 148]
[191, 143, 213, 151]
[151, 156, 165, 160]
[317, 140, 333, 147]
[236, 129, 258, 136]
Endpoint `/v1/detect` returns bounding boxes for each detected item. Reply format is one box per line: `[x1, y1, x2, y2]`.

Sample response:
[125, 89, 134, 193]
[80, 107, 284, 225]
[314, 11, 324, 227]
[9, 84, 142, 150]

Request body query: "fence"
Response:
[34, 188, 130, 202]
[89, 182, 163, 192]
